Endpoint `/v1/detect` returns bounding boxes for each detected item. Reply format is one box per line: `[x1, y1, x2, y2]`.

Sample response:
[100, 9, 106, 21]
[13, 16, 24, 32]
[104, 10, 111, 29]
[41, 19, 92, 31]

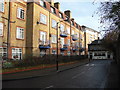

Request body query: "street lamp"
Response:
[56, 19, 69, 71]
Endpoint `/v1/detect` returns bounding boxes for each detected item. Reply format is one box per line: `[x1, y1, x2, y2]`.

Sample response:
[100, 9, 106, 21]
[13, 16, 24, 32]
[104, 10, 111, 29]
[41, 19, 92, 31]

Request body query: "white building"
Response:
[88, 40, 113, 60]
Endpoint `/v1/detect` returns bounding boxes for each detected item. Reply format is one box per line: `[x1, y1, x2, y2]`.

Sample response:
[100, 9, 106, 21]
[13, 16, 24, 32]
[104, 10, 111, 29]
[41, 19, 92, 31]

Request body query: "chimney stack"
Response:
[64, 10, 72, 18]
[54, 2, 60, 10]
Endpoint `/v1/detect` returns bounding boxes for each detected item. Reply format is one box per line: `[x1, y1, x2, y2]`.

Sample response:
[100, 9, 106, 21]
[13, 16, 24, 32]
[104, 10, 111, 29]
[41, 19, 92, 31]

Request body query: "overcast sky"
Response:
[54, 0, 102, 32]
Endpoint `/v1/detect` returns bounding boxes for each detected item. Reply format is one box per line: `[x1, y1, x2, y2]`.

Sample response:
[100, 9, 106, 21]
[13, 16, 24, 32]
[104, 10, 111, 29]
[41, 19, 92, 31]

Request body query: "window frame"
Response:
[12, 48, 22, 60]
[51, 34, 57, 43]
[40, 13, 47, 25]
[0, 47, 7, 60]
[17, 7, 25, 20]
[0, 22, 3, 36]
[52, 19, 57, 29]
[40, 31, 47, 45]
[0, 0, 4, 12]
[16, 27, 24, 39]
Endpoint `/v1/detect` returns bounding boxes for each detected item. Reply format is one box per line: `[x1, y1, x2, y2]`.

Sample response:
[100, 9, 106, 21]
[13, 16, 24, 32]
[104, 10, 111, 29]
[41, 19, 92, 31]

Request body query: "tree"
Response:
[98, 1, 120, 63]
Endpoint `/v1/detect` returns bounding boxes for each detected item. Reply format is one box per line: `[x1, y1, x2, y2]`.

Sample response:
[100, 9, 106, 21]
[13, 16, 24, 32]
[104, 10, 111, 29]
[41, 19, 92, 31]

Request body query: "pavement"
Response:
[105, 60, 119, 89]
[2, 59, 119, 89]
[2, 59, 89, 81]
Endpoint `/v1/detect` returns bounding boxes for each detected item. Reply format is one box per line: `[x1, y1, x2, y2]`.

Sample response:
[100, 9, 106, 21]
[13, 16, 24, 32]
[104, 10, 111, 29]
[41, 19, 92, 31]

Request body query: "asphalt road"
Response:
[2, 60, 111, 89]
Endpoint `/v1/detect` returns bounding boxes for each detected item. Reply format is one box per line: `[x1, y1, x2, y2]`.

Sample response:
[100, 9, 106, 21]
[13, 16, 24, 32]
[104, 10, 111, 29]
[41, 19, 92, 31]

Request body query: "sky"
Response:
[54, 0, 102, 33]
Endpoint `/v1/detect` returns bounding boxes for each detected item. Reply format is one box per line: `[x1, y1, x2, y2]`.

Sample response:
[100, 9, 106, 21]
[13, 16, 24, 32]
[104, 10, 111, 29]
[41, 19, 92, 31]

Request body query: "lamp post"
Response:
[56, 19, 68, 71]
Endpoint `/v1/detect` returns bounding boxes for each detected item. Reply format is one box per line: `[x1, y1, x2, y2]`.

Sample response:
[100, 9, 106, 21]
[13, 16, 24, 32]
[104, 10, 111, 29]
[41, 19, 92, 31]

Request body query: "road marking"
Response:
[72, 71, 85, 79]
[88, 67, 92, 70]
[84, 64, 95, 67]
[45, 85, 54, 89]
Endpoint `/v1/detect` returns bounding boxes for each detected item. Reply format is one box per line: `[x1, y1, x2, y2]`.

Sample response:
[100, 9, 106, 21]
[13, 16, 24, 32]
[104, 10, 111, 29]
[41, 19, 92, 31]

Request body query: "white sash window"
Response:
[0, 0, 4, 12]
[40, 31, 46, 45]
[51, 35, 57, 43]
[40, 13, 47, 24]
[12, 48, 22, 60]
[0, 23, 3, 36]
[17, 8, 25, 19]
[16, 27, 24, 39]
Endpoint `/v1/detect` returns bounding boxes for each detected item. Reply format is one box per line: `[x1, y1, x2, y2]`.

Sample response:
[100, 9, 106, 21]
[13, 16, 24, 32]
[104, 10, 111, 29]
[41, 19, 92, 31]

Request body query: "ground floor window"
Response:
[40, 50, 46, 57]
[67, 51, 70, 56]
[60, 51, 64, 56]
[52, 50, 56, 55]
[0, 47, 7, 60]
[12, 48, 22, 60]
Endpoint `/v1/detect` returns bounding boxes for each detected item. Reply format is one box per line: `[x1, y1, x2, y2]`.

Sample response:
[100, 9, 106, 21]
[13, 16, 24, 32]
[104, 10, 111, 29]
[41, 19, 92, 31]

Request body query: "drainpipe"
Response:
[7, 0, 11, 60]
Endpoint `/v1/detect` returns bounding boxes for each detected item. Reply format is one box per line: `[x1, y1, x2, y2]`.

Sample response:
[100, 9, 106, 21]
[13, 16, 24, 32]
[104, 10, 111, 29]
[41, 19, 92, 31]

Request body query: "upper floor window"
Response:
[66, 27, 70, 34]
[40, 13, 47, 24]
[60, 24, 64, 31]
[0, 23, 3, 36]
[67, 39, 70, 46]
[51, 35, 57, 43]
[17, 8, 25, 19]
[39, 0, 46, 8]
[72, 30, 75, 35]
[52, 19, 57, 29]
[16, 27, 24, 39]
[0, 0, 4, 12]
[40, 31, 46, 44]
[51, 7, 56, 14]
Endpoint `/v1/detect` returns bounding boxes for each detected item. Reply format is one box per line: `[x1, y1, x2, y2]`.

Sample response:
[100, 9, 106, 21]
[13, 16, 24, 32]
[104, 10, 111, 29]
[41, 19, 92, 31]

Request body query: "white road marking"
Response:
[45, 85, 54, 88]
[84, 64, 95, 67]
[72, 71, 85, 79]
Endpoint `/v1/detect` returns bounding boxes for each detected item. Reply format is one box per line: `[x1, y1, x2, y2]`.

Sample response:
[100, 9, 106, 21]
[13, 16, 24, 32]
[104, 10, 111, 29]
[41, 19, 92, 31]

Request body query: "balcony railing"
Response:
[72, 34, 78, 41]
[39, 41, 51, 49]
[60, 31, 68, 37]
[60, 44, 68, 51]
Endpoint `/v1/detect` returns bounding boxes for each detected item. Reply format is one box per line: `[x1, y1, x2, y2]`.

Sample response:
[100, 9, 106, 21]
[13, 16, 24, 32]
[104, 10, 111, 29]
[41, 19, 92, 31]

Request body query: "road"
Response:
[2, 60, 111, 88]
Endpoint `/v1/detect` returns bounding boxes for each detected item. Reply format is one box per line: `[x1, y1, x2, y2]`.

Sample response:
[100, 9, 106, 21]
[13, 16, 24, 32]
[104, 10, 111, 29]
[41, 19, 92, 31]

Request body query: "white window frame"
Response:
[68, 39, 70, 46]
[52, 19, 57, 28]
[60, 38, 64, 48]
[72, 30, 75, 35]
[0, 0, 4, 12]
[40, 13, 47, 24]
[66, 27, 70, 34]
[60, 24, 64, 32]
[51, 35, 57, 43]
[0, 22, 3, 36]
[17, 8, 25, 19]
[12, 48, 22, 60]
[16, 27, 24, 39]
[0, 47, 7, 60]
[40, 31, 46, 45]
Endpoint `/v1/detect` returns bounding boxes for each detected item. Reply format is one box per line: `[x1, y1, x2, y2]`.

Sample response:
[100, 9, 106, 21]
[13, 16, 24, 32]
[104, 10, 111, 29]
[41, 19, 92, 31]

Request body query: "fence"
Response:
[2, 55, 88, 68]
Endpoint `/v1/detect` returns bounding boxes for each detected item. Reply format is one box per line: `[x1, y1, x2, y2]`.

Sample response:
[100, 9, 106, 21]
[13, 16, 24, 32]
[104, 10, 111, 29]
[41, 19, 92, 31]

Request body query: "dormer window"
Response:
[65, 16, 70, 22]
[51, 7, 56, 14]
[39, 0, 46, 8]
[59, 12, 63, 19]
[71, 21, 74, 26]
[76, 23, 78, 29]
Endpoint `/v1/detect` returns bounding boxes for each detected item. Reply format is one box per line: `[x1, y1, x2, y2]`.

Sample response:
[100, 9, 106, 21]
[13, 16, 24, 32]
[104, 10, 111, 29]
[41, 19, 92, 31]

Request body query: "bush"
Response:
[2, 61, 14, 68]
